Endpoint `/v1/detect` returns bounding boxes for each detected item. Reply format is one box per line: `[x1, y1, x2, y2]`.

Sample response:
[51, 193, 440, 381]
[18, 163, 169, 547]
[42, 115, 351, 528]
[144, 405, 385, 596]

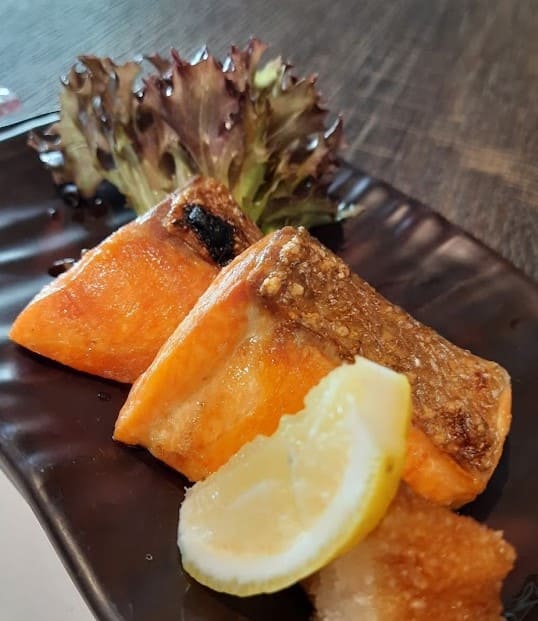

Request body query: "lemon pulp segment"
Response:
[178, 356, 411, 596]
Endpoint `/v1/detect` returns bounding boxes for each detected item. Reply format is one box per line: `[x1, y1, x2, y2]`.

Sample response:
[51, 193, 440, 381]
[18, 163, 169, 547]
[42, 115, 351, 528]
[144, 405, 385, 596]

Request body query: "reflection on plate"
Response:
[0, 119, 537, 621]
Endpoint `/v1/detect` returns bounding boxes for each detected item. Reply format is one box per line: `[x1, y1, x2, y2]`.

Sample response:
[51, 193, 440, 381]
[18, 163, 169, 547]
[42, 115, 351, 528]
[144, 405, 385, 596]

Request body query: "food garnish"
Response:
[29, 40, 343, 232]
[178, 357, 411, 596]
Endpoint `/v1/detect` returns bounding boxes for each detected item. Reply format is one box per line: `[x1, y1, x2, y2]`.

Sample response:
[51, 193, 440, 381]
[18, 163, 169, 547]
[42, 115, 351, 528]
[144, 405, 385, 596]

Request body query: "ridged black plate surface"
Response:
[1, 121, 537, 621]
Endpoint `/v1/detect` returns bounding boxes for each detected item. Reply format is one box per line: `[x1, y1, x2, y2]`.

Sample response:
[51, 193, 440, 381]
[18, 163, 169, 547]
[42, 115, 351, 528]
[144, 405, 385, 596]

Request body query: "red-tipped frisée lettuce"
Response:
[29, 39, 343, 232]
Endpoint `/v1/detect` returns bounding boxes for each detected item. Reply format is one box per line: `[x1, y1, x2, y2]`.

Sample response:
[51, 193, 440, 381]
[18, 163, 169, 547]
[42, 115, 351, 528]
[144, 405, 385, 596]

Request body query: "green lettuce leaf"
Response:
[29, 39, 343, 232]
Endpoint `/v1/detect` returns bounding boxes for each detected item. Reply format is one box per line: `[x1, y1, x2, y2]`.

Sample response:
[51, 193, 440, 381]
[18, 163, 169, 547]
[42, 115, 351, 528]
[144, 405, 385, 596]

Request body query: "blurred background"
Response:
[2, 0, 537, 279]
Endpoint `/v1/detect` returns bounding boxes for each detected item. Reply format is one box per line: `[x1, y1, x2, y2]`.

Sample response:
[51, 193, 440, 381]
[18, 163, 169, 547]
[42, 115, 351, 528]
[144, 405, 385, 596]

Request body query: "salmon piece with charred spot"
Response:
[9, 178, 261, 383]
[114, 226, 511, 507]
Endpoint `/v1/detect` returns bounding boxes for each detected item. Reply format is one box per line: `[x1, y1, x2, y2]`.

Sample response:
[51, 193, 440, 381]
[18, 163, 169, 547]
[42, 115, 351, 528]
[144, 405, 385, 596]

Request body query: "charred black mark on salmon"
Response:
[183, 203, 236, 266]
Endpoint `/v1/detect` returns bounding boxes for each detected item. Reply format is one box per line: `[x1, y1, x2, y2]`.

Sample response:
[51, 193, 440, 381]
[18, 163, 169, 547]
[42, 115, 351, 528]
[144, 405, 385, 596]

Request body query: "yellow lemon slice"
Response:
[178, 356, 411, 596]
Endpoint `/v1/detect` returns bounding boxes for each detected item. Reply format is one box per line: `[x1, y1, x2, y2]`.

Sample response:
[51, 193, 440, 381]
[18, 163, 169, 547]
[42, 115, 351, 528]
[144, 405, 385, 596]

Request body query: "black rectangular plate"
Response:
[1, 120, 537, 621]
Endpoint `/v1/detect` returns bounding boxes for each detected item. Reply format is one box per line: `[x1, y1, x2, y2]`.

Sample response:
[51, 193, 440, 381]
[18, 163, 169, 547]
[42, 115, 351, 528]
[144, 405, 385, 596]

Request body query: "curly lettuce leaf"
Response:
[29, 40, 343, 232]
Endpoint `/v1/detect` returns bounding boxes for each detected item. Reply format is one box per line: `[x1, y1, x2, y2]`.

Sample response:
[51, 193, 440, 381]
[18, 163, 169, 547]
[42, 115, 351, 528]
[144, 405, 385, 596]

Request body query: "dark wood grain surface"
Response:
[1, 0, 537, 280]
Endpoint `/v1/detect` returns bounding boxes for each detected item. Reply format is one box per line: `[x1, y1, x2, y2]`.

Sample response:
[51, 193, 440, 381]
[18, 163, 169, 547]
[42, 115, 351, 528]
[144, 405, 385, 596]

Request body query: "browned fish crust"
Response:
[247, 226, 509, 485]
[305, 485, 515, 621]
[114, 223, 510, 504]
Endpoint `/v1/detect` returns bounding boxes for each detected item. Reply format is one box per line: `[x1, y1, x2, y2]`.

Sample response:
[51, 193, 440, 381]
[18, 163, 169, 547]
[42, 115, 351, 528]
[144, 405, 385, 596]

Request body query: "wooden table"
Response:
[1, 0, 537, 280]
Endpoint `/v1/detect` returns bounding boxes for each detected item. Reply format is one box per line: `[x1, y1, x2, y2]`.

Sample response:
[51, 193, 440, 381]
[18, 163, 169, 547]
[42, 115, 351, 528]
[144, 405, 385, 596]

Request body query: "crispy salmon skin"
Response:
[9, 178, 261, 383]
[114, 226, 510, 506]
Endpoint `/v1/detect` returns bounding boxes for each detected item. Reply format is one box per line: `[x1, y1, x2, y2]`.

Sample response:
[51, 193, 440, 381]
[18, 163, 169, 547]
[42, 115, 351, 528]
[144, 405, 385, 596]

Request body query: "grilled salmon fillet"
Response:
[114, 226, 511, 506]
[304, 484, 515, 621]
[9, 178, 261, 383]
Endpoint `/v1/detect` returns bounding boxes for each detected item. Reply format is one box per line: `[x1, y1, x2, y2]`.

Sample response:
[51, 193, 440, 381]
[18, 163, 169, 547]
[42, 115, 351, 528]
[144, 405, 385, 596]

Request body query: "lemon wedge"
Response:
[178, 356, 411, 596]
